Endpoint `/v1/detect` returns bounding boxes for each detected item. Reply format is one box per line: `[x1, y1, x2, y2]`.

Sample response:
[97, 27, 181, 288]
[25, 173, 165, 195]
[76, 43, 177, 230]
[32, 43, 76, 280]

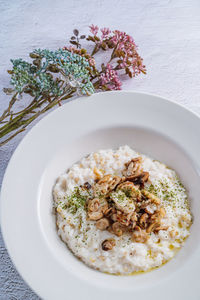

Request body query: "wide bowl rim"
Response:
[1, 90, 200, 300]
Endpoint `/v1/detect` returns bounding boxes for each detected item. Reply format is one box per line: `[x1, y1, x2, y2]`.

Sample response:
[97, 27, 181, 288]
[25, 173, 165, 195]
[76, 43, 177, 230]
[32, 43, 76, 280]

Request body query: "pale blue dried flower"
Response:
[9, 49, 94, 97]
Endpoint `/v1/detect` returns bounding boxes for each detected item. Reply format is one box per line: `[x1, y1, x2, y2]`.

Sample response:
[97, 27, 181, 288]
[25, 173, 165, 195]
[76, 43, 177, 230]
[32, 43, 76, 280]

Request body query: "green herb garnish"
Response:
[67, 187, 89, 214]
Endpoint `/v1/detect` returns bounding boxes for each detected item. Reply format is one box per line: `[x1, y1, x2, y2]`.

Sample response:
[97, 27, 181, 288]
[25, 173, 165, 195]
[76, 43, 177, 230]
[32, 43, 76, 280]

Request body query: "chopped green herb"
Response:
[110, 190, 127, 203]
[146, 177, 188, 209]
[66, 187, 89, 214]
[61, 203, 67, 209]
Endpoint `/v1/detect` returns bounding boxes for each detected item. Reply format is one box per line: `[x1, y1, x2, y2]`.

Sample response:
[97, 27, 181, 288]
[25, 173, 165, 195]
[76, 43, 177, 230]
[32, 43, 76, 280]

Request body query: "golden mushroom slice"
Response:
[122, 157, 142, 177]
[141, 189, 161, 205]
[110, 181, 141, 214]
[117, 181, 141, 200]
[101, 239, 116, 251]
[87, 198, 100, 212]
[132, 228, 149, 243]
[110, 190, 136, 214]
[87, 197, 108, 221]
[88, 211, 103, 221]
[96, 218, 109, 230]
[139, 213, 149, 227]
[112, 222, 125, 237]
[94, 174, 121, 196]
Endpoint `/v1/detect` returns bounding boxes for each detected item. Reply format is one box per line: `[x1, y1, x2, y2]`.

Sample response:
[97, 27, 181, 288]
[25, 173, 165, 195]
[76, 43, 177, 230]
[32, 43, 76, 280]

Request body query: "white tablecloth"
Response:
[0, 0, 200, 298]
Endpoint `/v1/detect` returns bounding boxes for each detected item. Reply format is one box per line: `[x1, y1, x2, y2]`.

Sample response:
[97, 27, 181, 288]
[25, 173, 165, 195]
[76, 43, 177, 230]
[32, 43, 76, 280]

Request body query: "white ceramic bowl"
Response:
[1, 91, 200, 300]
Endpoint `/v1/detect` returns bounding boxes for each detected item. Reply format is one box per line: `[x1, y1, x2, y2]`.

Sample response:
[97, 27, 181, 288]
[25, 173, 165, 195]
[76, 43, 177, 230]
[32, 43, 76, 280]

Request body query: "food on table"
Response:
[53, 146, 192, 274]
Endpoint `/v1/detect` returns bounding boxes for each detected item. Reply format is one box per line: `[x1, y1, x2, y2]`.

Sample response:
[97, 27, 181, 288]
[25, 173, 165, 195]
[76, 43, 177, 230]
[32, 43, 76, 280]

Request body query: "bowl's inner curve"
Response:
[38, 126, 200, 290]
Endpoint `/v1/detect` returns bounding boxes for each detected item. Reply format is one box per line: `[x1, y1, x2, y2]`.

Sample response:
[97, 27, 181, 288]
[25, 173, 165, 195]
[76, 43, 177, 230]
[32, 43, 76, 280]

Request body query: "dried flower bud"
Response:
[47, 64, 60, 73]
[101, 42, 107, 50]
[29, 53, 40, 59]
[94, 36, 100, 41]
[73, 29, 79, 36]
[33, 59, 41, 67]
[86, 36, 96, 42]
[3, 88, 14, 95]
[80, 48, 87, 54]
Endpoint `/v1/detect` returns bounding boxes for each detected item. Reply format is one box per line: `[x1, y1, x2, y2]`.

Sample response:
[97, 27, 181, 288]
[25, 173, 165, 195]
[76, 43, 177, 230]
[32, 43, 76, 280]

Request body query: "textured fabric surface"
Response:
[0, 0, 200, 299]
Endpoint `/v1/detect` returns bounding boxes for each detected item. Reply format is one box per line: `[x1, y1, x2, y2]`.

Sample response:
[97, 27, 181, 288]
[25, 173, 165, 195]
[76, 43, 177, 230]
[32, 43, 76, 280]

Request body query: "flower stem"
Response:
[0, 93, 18, 122]
[0, 91, 74, 145]
[91, 44, 100, 56]
[0, 96, 45, 138]
[0, 128, 26, 146]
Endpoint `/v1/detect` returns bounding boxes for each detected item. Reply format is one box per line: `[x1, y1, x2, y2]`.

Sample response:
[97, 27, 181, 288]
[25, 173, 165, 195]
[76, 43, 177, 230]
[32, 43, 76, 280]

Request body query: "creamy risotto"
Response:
[53, 146, 192, 274]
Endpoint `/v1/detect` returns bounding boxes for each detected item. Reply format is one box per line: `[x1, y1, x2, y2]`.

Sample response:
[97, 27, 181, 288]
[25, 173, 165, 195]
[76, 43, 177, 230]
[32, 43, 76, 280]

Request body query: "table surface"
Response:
[0, 0, 200, 299]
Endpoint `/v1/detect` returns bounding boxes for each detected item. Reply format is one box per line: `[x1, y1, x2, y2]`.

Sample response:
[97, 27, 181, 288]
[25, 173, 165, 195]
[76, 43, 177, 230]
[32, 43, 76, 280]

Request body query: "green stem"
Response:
[108, 42, 119, 63]
[0, 128, 25, 147]
[0, 96, 45, 138]
[91, 44, 100, 56]
[11, 96, 39, 115]
[93, 79, 101, 89]
[0, 92, 18, 122]
[0, 91, 75, 145]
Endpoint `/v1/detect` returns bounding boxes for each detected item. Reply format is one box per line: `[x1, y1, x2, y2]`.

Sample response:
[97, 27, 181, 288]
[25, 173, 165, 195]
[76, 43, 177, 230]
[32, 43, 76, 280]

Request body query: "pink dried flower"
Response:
[100, 64, 122, 90]
[100, 27, 111, 39]
[88, 25, 112, 53]
[89, 24, 99, 36]
[111, 30, 146, 76]
[111, 30, 136, 46]
[88, 25, 146, 76]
